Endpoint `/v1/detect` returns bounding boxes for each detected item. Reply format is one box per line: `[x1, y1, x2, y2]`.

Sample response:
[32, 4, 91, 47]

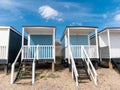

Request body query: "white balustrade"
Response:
[0, 46, 7, 59]
[22, 45, 53, 59]
[70, 45, 97, 58]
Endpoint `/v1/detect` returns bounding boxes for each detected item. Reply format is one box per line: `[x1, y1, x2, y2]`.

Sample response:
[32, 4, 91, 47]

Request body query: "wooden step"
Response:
[20, 66, 32, 69]
[19, 76, 32, 79]
[20, 70, 32, 73]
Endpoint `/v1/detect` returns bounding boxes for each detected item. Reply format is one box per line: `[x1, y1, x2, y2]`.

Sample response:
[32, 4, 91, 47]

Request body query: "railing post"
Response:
[10, 48, 22, 84]
[76, 76, 78, 86]
[71, 64, 74, 79]
[5, 46, 8, 59]
[32, 60, 35, 84]
[95, 29, 99, 58]
[10, 64, 14, 84]
[81, 46, 83, 59]
[37, 45, 39, 60]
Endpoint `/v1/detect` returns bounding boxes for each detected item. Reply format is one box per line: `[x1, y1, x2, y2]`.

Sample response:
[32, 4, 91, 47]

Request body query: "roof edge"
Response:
[60, 26, 98, 41]
[98, 27, 120, 34]
[22, 26, 56, 28]
[66, 26, 98, 28]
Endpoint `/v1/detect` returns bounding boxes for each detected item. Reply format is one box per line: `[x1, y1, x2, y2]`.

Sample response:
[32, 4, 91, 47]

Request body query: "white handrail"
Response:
[81, 46, 98, 85]
[11, 47, 22, 84]
[68, 45, 79, 86]
[32, 46, 38, 84]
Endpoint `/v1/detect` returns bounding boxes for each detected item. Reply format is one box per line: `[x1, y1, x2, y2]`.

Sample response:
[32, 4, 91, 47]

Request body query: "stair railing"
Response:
[32, 46, 38, 84]
[81, 46, 98, 85]
[68, 45, 79, 86]
[11, 47, 23, 84]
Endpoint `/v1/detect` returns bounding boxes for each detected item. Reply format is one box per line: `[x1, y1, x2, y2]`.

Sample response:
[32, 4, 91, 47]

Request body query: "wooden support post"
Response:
[4, 64, 8, 74]
[52, 62, 55, 72]
[109, 59, 113, 69]
[22, 61, 26, 71]
[69, 63, 72, 72]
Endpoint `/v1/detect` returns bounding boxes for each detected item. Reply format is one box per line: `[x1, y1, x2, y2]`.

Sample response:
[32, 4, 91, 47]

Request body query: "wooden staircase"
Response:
[11, 47, 37, 84]
[76, 60, 91, 83]
[68, 45, 98, 86]
[13, 60, 33, 83]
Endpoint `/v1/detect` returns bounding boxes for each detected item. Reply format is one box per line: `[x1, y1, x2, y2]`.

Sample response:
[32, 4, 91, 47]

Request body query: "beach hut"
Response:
[0, 26, 25, 73]
[61, 26, 99, 67]
[61, 26, 98, 86]
[11, 26, 56, 84]
[98, 27, 120, 68]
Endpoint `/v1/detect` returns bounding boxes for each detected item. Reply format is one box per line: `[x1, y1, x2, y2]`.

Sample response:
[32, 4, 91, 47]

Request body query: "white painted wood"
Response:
[53, 28, 55, 63]
[32, 59, 35, 84]
[23, 27, 54, 35]
[22, 28, 24, 47]
[0, 28, 9, 59]
[22, 28, 24, 60]
[95, 29, 99, 58]
[6, 29, 10, 60]
[11, 48, 22, 84]
[81, 46, 97, 85]
[68, 43, 78, 86]
[67, 28, 70, 64]
[107, 29, 111, 59]
[0, 29, 9, 46]
[109, 31, 120, 58]
[88, 35, 90, 46]
[98, 28, 120, 59]
[23, 45, 53, 59]
[0, 46, 7, 59]
[99, 31, 108, 47]
[70, 45, 97, 58]
[28, 34, 30, 46]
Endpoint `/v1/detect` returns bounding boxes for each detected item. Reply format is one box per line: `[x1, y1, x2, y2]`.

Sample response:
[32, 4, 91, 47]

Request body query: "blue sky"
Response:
[0, 0, 120, 39]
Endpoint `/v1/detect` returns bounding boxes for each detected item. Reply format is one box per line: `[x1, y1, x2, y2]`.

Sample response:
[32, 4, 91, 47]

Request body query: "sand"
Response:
[0, 63, 120, 90]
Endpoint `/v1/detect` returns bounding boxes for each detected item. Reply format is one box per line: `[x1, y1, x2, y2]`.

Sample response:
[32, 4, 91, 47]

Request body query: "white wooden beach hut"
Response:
[98, 27, 120, 68]
[0, 26, 26, 73]
[11, 26, 56, 84]
[61, 26, 98, 86]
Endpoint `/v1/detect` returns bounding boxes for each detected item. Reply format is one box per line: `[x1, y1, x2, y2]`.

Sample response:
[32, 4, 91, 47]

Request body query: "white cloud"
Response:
[38, 5, 63, 22]
[70, 22, 82, 26]
[57, 18, 64, 22]
[103, 14, 107, 19]
[64, 4, 70, 9]
[114, 14, 120, 21]
[0, 0, 26, 23]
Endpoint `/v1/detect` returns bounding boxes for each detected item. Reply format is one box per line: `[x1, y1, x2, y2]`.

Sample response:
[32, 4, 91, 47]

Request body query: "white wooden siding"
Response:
[99, 31, 108, 47]
[0, 29, 9, 46]
[110, 32, 120, 58]
[0, 29, 9, 59]
[100, 46, 109, 58]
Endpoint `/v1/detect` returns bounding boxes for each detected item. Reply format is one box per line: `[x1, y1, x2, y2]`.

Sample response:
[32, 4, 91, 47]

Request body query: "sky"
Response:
[0, 0, 120, 39]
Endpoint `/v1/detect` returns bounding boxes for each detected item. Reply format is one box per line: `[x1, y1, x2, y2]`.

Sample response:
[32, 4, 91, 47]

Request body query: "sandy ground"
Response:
[0, 63, 120, 90]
